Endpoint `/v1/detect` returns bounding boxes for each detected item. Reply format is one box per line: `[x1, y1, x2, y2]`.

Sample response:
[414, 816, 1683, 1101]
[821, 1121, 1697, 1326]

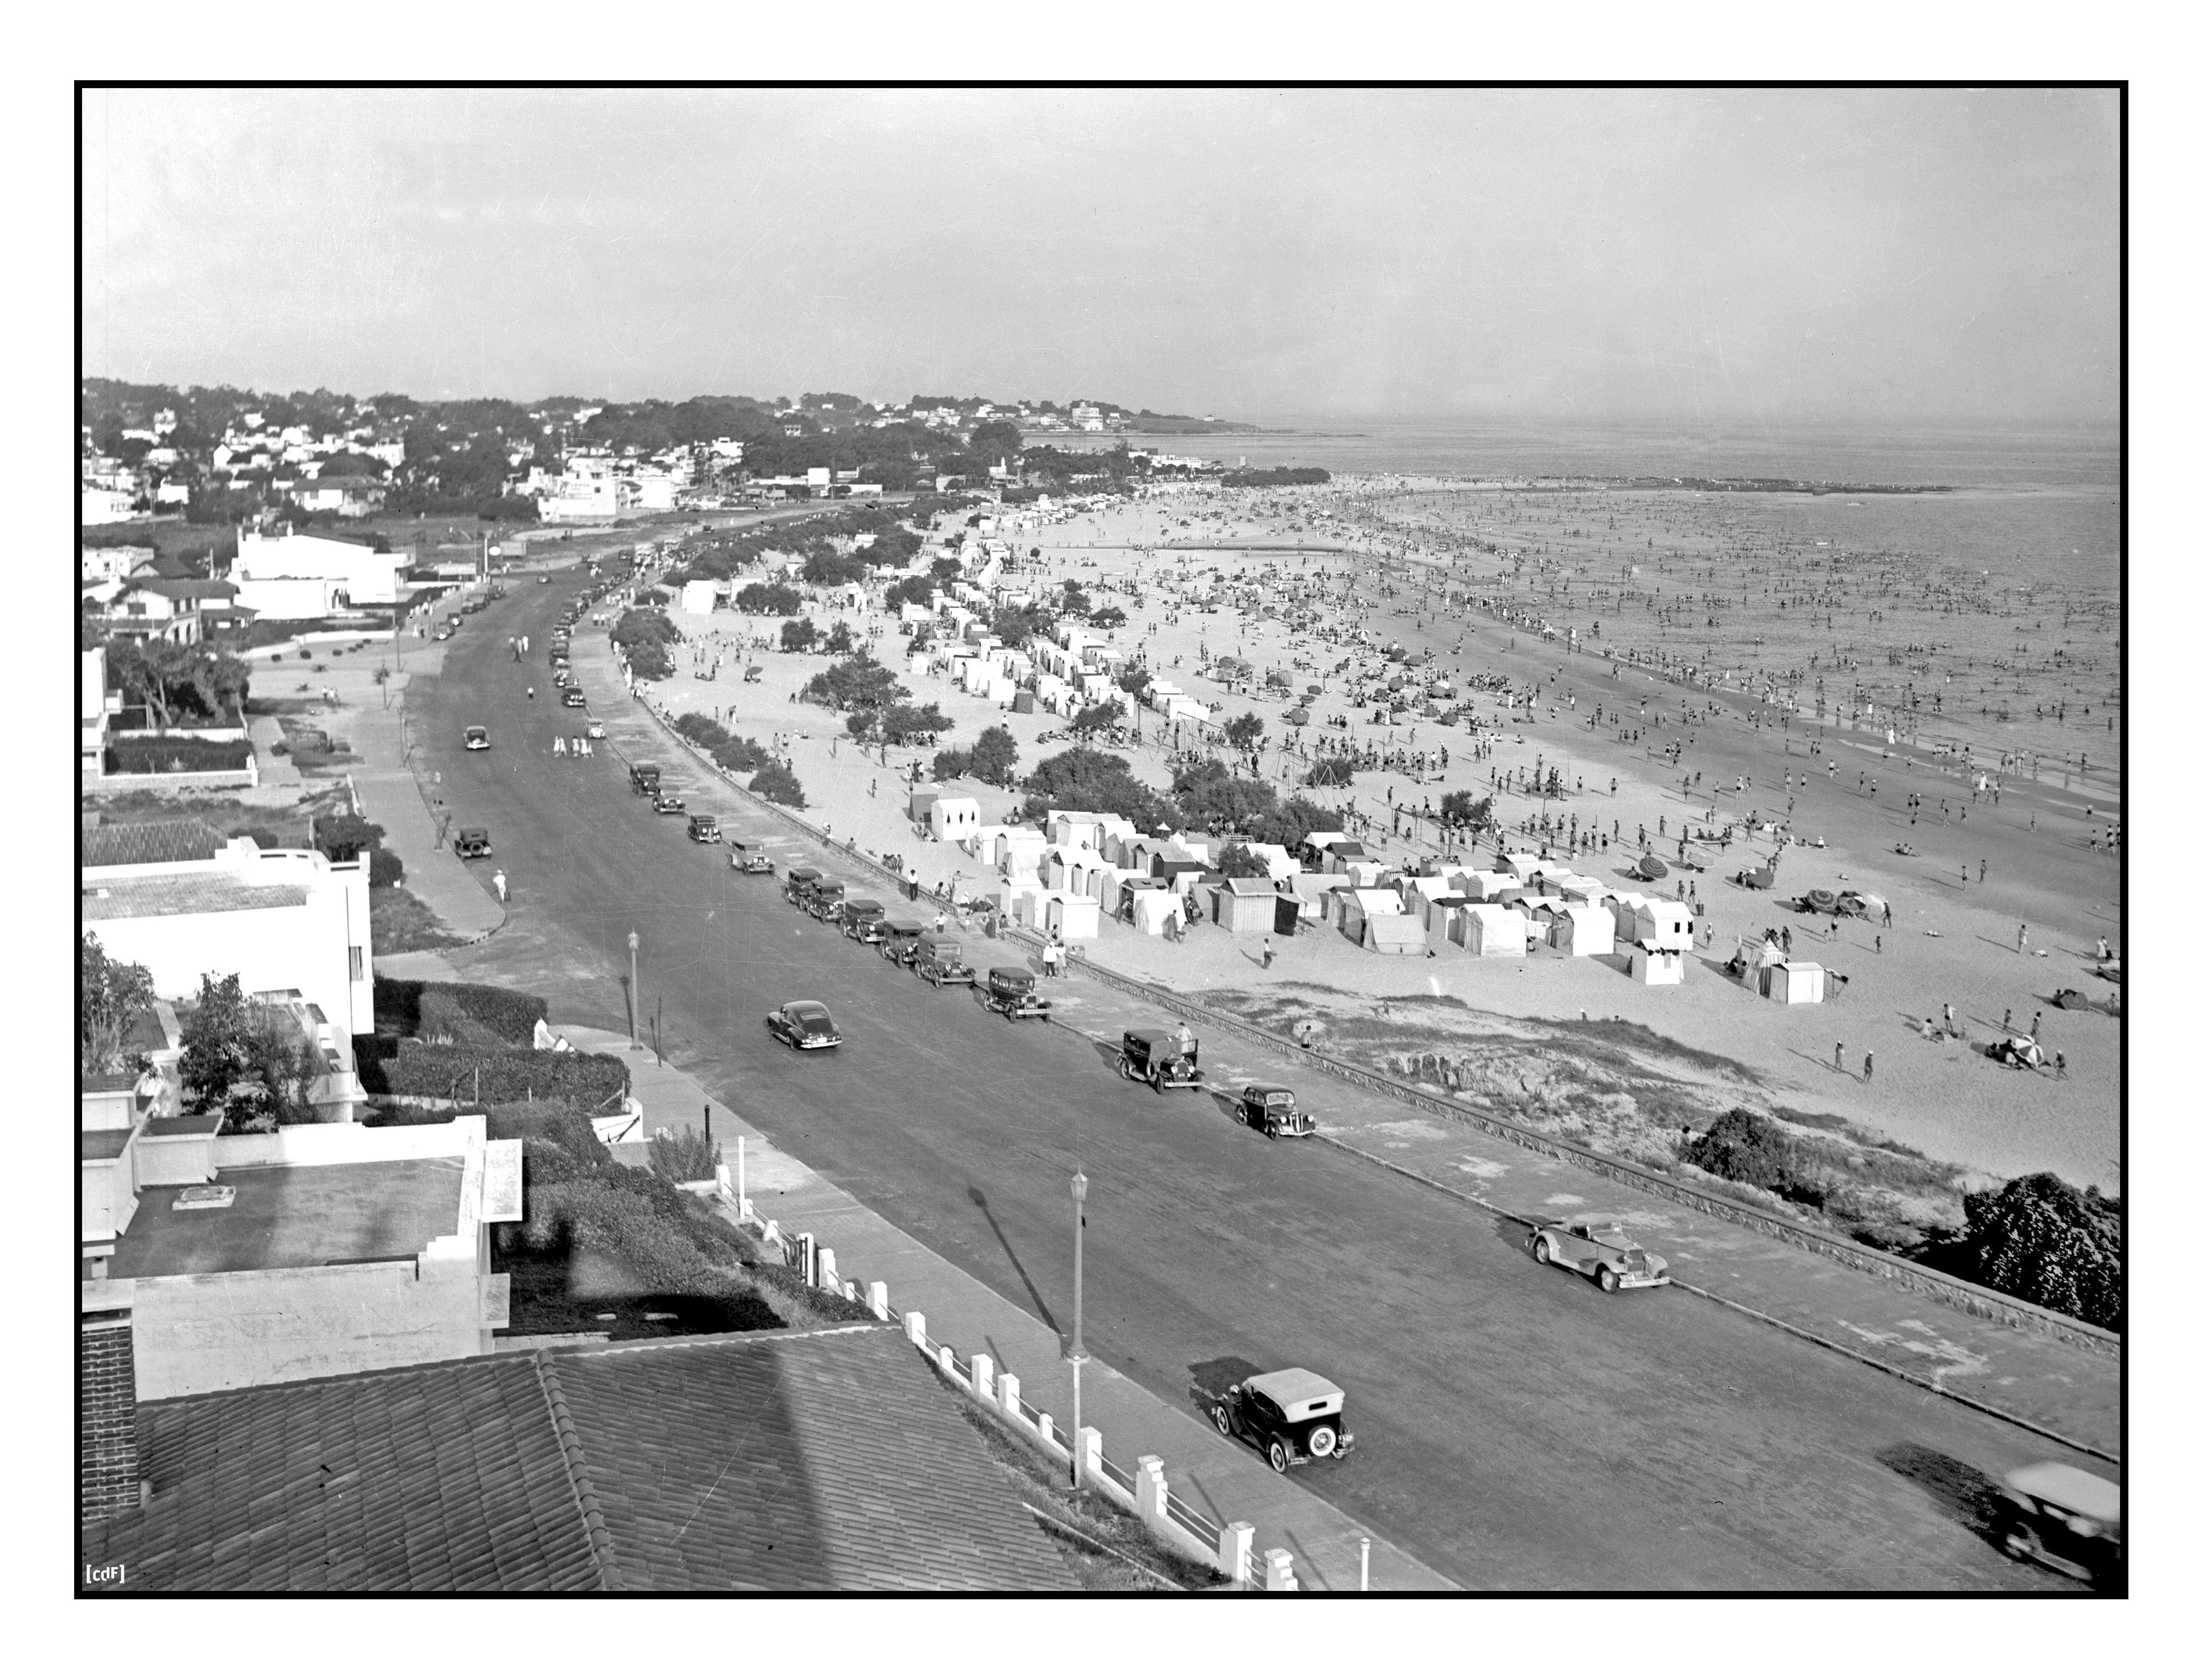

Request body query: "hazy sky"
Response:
[81, 87, 2120, 423]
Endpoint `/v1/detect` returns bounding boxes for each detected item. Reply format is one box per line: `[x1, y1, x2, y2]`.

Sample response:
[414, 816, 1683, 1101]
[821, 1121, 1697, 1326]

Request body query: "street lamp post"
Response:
[627, 931, 641, 1049]
[1069, 1168, 1088, 1489]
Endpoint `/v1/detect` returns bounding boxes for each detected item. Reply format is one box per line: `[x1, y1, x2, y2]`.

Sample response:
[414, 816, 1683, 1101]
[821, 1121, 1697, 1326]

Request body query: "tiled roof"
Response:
[81, 875, 309, 921]
[83, 1326, 1075, 1593]
[81, 819, 233, 869]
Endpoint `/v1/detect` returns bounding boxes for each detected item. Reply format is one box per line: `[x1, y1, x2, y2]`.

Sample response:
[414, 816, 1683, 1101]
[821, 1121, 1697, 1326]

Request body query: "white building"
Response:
[81, 836, 375, 1117]
[232, 530, 406, 616]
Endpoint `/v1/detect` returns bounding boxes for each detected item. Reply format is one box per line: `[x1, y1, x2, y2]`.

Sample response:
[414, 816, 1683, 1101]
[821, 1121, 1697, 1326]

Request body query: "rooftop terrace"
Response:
[106, 1158, 464, 1279]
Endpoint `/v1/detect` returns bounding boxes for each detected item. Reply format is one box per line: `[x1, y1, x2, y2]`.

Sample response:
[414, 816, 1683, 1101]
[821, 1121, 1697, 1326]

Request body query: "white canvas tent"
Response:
[1465, 905, 1530, 956]
[1553, 904, 1617, 958]
[1761, 959, 1826, 1005]
[1128, 887, 1178, 937]
[1629, 943, 1685, 986]
[1362, 912, 1425, 954]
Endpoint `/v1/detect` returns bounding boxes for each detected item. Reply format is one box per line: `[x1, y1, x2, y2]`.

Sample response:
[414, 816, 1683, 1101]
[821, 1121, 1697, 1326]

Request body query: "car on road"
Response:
[1992, 1463, 2121, 1588]
[453, 826, 492, 859]
[979, 964, 1050, 1020]
[585, 718, 606, 740]
[1235, 1084, 1316, 1138]
[841, 899, 888, 942]
[686, 814, 721, 843]
[784, 865, 822, 909]
[562, 689, 587, 708]
[630, 762, 662, 797]
[806, 879, 847, 923]
[728, 838, 774, 874]
[766, 999, 843, 1050]
[463, 725, 491, 751]
[1530, 1218, 1671, 1291]
[878, 915, 925, 962]
[1206, 1368, 1355, 1474]
[433, 625, 454, 641]
[650, 789, 686, 814]
[912, 933, 976, 987]
[1119, 1027, 1200, 1091]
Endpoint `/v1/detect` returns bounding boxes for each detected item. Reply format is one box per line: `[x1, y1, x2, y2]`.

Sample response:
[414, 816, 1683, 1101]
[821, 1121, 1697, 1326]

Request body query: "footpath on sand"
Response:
[601, 676, 2120, 1466]
[561, 1024, 1457, 1592]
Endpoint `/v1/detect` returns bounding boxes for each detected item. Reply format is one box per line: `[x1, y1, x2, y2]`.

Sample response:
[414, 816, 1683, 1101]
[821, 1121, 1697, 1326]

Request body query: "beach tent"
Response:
[1127, 886, 1178, 936]
[1553, 904, 1617, 958]
[1636, 899, 1695, 950]
[1421, 896, 1469, 945]
[1761, 959, 1826, 1005]
[1272, 893, 1308, 936]
[1208, 876, 1279, 933]
[907, 785, 942, 824]
[1044, 892, 1102, 941]
[1340, 888, 1406, 946]
[1245, 843, 1298, 883]
[1465, 905, 1530, 956]
[1629, 943, 1686, 986]
[1559, 875, 1607, 903]
[1502, 852, 1544, 879]
[928, 797, 981, 843]
[1362, 913, 1426, 954]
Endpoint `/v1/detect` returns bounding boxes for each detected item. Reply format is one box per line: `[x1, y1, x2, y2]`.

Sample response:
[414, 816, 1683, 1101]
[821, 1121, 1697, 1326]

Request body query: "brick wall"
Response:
[80, 1312, 140, 1523]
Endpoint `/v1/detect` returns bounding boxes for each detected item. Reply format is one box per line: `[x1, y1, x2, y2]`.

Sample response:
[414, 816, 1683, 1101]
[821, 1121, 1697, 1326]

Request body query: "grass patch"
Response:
[371, 884, 466, 952]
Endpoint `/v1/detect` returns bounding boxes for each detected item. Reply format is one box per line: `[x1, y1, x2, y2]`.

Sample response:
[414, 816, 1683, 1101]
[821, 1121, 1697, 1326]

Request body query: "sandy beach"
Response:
[610, 474, 2120, 1209]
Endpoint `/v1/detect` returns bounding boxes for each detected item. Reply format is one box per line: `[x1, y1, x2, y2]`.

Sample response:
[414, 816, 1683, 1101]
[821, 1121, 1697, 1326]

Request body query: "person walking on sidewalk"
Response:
[2017, 922, 2028, 951]
[1862, 1049, 1874, 1084]
[1834, 1041, 1845, 1073]
[492, 868, 508, 903]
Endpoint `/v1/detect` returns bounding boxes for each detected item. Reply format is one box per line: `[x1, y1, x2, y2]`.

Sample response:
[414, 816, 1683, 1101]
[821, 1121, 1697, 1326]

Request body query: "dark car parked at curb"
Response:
[765, 1000, 843, 1051]
[686, 814, 721, 843]
[1235, 1084, 1315, 1137]
[1119, 1027, 1200, 1091]
[650, 789, 686, 814]
[806, 878, 848, 923]
[979, 965, 1051, 1020]
[841, 899, 888, 942]
[729, 838, 774, 874]
[629, 762, 662, 797]
[453, 826, 492, 859]
[913, 933, 975, 986]
[878, 915, 926, 963]
[1203, 1368, 1354, 1474]
[784, 865, 822, 909]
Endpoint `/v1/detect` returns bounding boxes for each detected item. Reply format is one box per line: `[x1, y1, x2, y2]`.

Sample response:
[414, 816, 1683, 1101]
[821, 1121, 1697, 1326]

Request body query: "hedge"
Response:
[373, 976, 547, 1045]
[354, 1041, 629, 1109]
[104, 738, 254, 774]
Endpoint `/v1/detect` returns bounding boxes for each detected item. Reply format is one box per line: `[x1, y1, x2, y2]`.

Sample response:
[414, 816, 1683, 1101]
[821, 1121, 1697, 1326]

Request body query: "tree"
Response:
[802, 549, 871, 588]
[967, 724, 1019, 786]
[967, 417, 1022, 461]
[881, 702, 951, 745]
[989, 604, 1055, 649]
[1308, 755, 1356, 787]
[1069, 696, 1124, 738]
[313, 811, 385, 863]
[800, 650, 904, 712]
[1020, 745, 1177, 833]
[884, 575, 934, 613]
[1963, 1174, 2122, 1331]
[823, 621, 856, 655]
[780, 618, 820, 653]
[929, 556, 962, 583]
[1060, 580, 1094, 617]
[750, 761, 806, 808]
[1171, 759, 1279, 834]
[1215, 842, 1268, 880]
[1222, 710, 1267, 772]
[736, 580, 801, 615]
[1088, 604, 1127, 630]
[107, 639, 251, 731]
[1441, 790, 1495, 831]
[180, 972, 253, 1115]
[80, 932, 157, 1079]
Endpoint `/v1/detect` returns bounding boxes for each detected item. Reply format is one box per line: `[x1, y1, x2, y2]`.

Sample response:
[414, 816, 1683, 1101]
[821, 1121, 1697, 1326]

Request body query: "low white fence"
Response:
[713, 1165, 1298, 1590]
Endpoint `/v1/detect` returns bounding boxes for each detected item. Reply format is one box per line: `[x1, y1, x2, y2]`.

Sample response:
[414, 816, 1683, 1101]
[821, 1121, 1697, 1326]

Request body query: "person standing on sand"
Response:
[1943, 1002, 1956, 1035]
[1863, 1049, 1874, 1084]
[2018, 923, 2028, 951]
[1834, 1041, 1844, 1073]
[2031, 1009, 2042, 1038]
[2003, 1007, 2013, 1033]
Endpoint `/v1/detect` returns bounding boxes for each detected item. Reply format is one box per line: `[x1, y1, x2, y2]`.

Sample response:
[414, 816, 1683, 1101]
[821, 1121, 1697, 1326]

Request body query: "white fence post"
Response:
[905, 1309, 927, 1347]
[937, 1343, 958, 1382]
[1075, 1426, 1103, 1490]
[1221, 1522, 1254, 1586]
[1036, 1412, 1055, 1453]
[762, 1218, 780, 1250]
[969, 1352, 995, 1405]
[1135, 1456, 1168, 1526]
[996, 1370, 1020, 1419]
[866, 1279, 889, 1320]
[1263, 1549, 1299, 1592]
[817, 1247, 837, 1291]
[714, 1163, 733, 1204]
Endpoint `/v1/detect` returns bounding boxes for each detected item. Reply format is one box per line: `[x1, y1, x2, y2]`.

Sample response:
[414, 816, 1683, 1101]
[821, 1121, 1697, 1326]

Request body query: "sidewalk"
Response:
[347, 669, 506, 942]
[561, 1024, 1458, 1591]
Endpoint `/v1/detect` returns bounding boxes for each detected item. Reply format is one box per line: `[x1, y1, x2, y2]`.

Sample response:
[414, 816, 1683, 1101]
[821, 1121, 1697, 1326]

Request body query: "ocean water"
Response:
[1109, 417, 2122, 786]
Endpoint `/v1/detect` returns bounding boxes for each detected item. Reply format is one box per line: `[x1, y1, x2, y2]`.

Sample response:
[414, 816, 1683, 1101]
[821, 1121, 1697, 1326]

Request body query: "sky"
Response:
[81, 87, 2120, 425]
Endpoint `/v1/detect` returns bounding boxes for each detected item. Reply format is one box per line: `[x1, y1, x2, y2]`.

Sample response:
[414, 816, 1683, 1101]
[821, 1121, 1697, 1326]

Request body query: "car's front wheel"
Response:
[1117, 1057, 1133, 1080]
[1212, 1405, 1233, 1437]
[1267, 1438, 1292, 1474]
[1532, 1237, 1552, 1266]
[1597, 1267, 1620, 1293]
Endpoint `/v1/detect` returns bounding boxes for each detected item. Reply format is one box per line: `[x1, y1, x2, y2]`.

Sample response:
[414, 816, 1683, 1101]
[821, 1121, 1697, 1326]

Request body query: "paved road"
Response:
[411, 570, 2081, 1590]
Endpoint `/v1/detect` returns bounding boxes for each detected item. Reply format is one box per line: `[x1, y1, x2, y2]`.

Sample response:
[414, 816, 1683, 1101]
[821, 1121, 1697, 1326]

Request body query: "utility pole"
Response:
[1069, 1168, 1088, 1489]
[627, 931, 641, 1049]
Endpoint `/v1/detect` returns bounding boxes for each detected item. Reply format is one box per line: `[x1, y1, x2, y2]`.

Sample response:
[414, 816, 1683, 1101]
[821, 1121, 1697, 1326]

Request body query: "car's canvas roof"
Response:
[1247, 1368, 1343, 1411]
[2005, 1463, 2120, 1524]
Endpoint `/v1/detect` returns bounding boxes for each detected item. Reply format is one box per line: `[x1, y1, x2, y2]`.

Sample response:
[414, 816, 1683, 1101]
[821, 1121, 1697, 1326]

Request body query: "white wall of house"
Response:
[234, 531, 404, 609]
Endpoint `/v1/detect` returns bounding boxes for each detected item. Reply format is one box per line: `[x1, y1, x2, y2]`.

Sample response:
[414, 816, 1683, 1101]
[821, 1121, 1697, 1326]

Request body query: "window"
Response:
[349, 945, 364, 982]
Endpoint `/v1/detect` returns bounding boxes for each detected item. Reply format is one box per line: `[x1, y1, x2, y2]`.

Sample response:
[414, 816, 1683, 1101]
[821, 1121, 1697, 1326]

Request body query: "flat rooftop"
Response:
[83, 875, 310, 921]
[106, 1159, 464, 1279]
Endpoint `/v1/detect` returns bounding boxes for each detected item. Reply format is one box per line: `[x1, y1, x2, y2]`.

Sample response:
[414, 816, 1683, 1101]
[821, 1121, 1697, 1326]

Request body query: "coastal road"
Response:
[408, 574, 2084, 1590]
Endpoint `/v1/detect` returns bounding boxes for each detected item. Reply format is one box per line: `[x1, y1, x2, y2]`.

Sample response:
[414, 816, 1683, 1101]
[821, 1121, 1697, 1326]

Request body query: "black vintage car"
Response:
[1235, 1084, 1315, 1138]
[978, 965, 1050, 1021]
[784, 865, 822, 909]
[1119, 1027, 1200, 1090]
[629, 762, 662, 797]
[453, 826, 492, 859]
[728, 838, 774, 874]
[686, 814, 721, 843]
[877, 915, 926, 963]
[807, 878, 847, 923]
[1991, 1463, 2121, 1589]
[650, 789, 686, 814]
[765, 999, 842, 1051]
[913, 933, 975, 987]
[1205, 1368, 1355, 1475]
[841, 899, 888, 942]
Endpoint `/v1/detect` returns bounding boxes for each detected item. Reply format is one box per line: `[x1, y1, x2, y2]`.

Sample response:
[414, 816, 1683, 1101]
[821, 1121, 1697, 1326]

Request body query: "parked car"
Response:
[1235, 1084, 1315, 1138]
[1530, 1218, 1671, 1291]
[765, 1000, 843, 1051]
[453, 826, 492, 859]
[878, 915, 926, 962]
[563, 689, 587, 708]
[432, 625, 454, 641]
[629, 762, 662, 797]
[728, 838, 774, 874]
[463, 725, 491, 751]
[841, 899, 889, 942]
[912, 933, 975, 987]
[585, 718, 606, 740]
[651, 790, 686, 814]
[784, 865, 822, 909]
[979, 965, 1050, 1020]
[1205, 1368, 1354, 1474]
[807, 878, 847, 923]
[1119, 1027, 1200, 1090]
[1991, 1463, 2122, 1588]
[686, 814, 721, 843]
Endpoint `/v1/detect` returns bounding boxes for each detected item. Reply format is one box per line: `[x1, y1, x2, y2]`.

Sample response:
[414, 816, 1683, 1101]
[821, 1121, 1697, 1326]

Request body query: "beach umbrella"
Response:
[1638, 854, 1668, 880]
[1805, 887, 1838, 914]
